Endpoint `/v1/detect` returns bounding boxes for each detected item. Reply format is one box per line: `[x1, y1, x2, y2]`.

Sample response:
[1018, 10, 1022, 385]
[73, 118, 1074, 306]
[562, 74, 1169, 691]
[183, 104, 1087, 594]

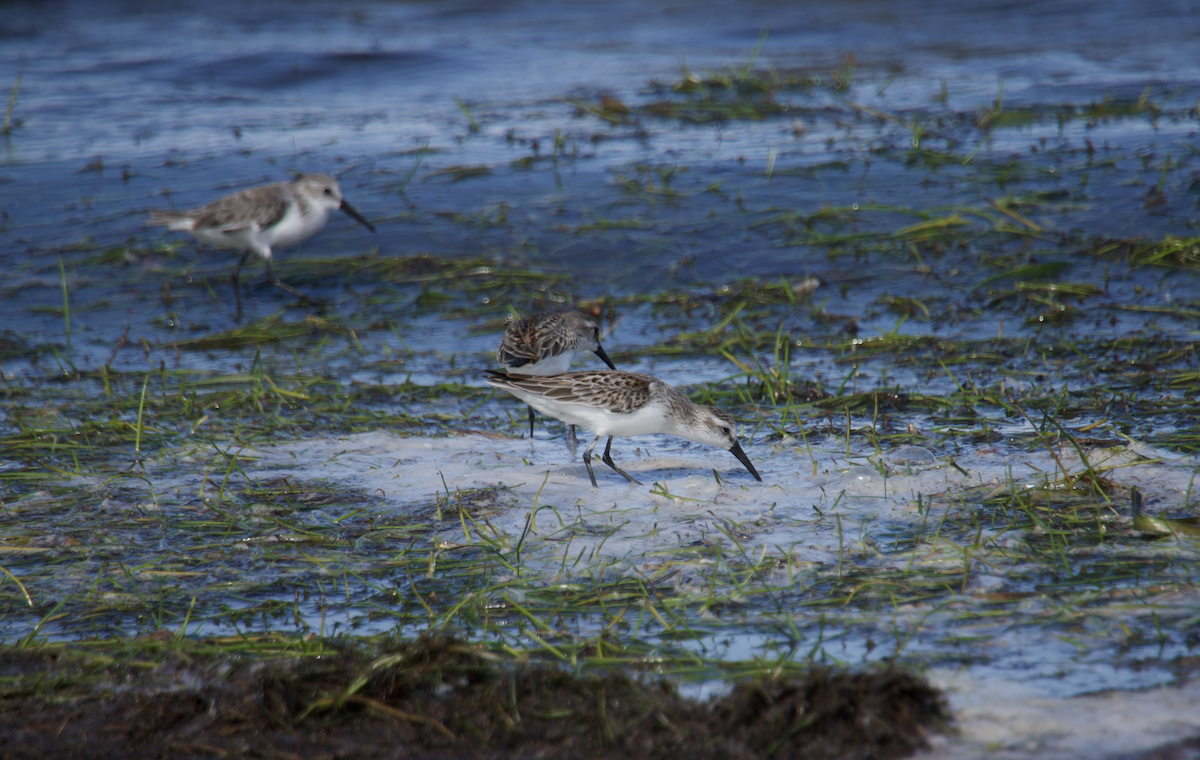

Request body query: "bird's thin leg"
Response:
[527, 405, 536, 439]
[231, 250, 251, 319]
[601, 437, 642, 485]
[266, 259, 325, 307]
[582, 435, 601, 488]
[566, 424, 578, 456]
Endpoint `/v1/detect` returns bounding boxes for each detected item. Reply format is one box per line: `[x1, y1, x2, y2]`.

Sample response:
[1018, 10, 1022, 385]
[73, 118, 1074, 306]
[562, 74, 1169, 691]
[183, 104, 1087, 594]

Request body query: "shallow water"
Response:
[4, 0, 1200, 351]
[2, 1, 1200, 754]
[231, 429, 1197, 699]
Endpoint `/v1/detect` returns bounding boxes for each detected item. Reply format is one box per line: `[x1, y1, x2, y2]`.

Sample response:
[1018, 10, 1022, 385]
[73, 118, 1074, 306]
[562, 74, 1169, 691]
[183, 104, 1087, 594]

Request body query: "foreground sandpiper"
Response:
[149, 173, 375, 311]
[496, 310, 616, 439]
[484, 369, 762, 486]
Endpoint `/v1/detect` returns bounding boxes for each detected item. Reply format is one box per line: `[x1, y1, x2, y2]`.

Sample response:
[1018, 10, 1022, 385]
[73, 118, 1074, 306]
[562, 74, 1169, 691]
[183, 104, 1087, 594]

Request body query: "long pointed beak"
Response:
[339, 200, 376, 233]
[593, 343, 617, 370]
[728, 440, 762, 482]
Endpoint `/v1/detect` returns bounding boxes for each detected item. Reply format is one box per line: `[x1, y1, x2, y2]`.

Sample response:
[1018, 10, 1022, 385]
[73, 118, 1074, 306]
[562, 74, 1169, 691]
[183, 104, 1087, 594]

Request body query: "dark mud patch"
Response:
[0, 635, 948, 759]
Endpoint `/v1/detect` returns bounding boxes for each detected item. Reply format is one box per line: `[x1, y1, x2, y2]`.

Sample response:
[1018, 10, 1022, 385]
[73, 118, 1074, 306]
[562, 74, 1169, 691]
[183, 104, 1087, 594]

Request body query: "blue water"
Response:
[0, 0, 1197, 371]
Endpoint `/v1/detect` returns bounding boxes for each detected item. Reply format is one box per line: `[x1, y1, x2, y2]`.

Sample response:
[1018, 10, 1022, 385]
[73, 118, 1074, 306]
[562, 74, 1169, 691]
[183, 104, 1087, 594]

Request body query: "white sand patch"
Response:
[239, 430, 1200, 575]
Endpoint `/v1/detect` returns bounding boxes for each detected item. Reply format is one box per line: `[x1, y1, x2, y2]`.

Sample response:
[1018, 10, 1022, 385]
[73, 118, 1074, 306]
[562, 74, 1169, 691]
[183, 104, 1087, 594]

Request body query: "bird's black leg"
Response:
[582, 436, 601, 488]
[566, 424, 578, 456]
[527, 405, 536, 439]
[266, 259, 325, 307]
[231, 250, 251, 321]
[601, 437, 642, 485]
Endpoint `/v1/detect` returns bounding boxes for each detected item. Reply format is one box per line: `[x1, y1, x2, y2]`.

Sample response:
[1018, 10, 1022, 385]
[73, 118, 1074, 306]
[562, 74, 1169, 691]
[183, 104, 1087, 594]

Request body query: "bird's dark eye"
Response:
[324, 188, 333, 195]
[722, 427, 731, 435]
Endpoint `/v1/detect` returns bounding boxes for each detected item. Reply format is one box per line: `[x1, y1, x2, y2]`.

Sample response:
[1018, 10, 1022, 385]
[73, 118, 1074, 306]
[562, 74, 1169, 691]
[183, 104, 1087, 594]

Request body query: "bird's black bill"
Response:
[593, 343, 617, 370]
[339, 201, 376, 233]
[728, 440, 762, 482]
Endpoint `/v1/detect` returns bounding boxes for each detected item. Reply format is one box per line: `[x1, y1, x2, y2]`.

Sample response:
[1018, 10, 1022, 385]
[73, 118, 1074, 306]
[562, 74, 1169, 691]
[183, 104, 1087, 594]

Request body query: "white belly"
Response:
[264, 204, 331, 250]
[192, 225, 262, 255]
[519, 393, 671, 439]
[190, 203, 332, 260]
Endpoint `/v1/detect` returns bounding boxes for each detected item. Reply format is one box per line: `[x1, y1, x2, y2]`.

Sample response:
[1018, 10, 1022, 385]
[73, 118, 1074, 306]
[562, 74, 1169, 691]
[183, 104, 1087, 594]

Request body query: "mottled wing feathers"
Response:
[542, 371, 651, 413]
[497, 312, 583, 367]
[148, 183, 291, 233]
[189, 185, 291, 232]
[485, 370, 652, 414]
[496, 327, 539, 366]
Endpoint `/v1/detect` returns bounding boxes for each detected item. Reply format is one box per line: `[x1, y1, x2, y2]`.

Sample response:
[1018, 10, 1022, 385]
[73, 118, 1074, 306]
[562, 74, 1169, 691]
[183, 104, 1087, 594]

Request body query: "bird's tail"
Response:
[147, 210, 196, 231]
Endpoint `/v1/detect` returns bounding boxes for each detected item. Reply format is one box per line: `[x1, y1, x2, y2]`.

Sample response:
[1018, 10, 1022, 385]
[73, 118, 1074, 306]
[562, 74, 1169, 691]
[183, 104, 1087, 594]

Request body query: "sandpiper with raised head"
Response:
[484, 369, 761, 486]
[149, 173, 375, 311]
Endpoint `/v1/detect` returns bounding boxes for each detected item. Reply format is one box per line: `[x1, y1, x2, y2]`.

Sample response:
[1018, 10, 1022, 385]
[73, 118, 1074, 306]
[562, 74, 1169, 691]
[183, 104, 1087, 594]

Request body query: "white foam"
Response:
[240, 431, 1200, 575]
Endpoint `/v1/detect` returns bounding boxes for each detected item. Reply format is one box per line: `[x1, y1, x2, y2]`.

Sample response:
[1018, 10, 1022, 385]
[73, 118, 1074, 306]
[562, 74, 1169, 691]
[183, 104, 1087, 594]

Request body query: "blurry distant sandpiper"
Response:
[484, 369, 762, 487]
[149, 173, 375, 311]
[496, 310, 616, 439]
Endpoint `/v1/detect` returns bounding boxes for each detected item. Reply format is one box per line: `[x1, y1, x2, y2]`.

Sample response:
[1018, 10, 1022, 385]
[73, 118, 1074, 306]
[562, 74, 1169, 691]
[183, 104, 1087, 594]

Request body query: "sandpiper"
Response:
[496, 310, 616, 440]
[484, 369, 762, 486]
[149, 174, 375, 311]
